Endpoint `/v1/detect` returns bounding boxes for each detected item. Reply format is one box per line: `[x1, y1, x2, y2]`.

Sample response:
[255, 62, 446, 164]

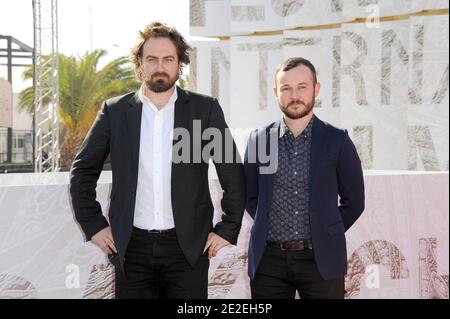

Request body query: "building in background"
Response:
[0, 84, 33, 173]
[0, 34, 33, 173]
[189, 0, 449, 172]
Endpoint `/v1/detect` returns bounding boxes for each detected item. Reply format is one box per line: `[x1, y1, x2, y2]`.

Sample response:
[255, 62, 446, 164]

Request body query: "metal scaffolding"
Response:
[33, 0, 60, 172]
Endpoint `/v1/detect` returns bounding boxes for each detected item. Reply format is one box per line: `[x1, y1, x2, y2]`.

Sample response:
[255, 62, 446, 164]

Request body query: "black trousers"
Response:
[115, 227, 209, 299]
[250, 244, 345, 299]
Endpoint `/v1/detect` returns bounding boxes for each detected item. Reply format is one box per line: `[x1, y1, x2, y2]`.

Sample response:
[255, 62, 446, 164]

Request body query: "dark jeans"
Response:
[251, 244, 345, 299]
[115, 227, 209, 299]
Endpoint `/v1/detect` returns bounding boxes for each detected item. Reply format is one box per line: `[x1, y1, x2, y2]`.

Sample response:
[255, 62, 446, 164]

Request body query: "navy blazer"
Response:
[244, 116, 365, 280]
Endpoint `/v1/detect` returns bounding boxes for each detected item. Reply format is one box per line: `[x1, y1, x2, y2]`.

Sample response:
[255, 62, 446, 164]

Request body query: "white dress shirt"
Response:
[133, 84, 177, 230]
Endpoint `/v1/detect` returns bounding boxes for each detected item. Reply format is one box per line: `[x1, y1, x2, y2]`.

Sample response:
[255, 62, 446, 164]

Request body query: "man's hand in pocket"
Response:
[91, 226, 117, 254]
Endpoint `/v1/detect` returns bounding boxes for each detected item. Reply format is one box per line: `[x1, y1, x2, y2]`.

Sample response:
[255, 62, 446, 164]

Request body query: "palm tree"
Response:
[177, 73, 190, 90]
[19, 49, 140, 168]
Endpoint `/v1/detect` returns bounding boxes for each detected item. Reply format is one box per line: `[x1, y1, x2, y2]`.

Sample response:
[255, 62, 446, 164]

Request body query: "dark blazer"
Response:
[244, 116, 365, 280]
[70, 86, 246, 271]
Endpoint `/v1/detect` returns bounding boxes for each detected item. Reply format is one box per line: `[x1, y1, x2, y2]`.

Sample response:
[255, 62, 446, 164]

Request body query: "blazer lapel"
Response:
[309, 116, 327, 208]
[172, 86, 191, 145]
[261, 120, 281, 215]
[126, 92, 143, 178]
[171, 86, 191, 213]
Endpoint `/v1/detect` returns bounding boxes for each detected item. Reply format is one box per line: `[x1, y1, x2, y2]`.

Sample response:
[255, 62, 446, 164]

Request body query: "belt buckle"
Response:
[148, 229, 165, 234]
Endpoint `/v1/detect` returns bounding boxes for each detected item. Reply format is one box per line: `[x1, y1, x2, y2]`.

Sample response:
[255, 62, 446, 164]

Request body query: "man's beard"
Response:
[279, 95, 315, 120]
[145, 72, 178, 93]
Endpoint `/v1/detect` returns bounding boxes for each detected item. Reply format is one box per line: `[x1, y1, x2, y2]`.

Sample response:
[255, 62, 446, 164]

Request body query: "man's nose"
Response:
[155, 60, 164, 71]
[291, 88, 301, 100]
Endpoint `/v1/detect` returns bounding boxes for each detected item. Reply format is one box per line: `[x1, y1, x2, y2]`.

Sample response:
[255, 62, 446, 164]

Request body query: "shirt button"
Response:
[295, 211, 299, 215]
[295, 231, 298, 234]
[294, 191, 298, 195]
[294, 171, 297, 175]
[294, 152, 298, 155]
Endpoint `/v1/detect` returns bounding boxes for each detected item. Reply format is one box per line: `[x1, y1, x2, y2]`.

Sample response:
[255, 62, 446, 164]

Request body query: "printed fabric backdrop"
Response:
[0, 172, 448, 299]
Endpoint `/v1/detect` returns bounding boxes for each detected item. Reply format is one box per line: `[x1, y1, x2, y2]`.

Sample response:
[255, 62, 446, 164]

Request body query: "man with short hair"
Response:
[244, 57, 365, 299]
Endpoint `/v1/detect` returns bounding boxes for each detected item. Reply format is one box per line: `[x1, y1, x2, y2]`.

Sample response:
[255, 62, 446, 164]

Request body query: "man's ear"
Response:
[315, 82, 321, 97]
[273, 86, 278, 97]
[137, 58, 143, 73]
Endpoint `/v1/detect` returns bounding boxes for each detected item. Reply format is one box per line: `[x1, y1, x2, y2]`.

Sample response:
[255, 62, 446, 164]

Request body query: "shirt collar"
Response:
[279, 118, 289, 138]
[138, 84, 178, 113]
[279, 114, 315, 139]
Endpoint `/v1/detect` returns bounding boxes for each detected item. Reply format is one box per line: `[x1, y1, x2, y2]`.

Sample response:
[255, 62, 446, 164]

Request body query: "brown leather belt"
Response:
[267, 239, 313, 251]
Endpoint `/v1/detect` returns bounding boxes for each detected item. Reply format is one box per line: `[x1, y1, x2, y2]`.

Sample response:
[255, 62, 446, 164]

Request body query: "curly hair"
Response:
[130, 22, 191, 81]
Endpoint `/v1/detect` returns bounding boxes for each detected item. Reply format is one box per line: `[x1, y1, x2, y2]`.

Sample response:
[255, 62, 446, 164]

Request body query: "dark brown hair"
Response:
[130, 22, 191, 80]
[274, 57, 317, 84]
